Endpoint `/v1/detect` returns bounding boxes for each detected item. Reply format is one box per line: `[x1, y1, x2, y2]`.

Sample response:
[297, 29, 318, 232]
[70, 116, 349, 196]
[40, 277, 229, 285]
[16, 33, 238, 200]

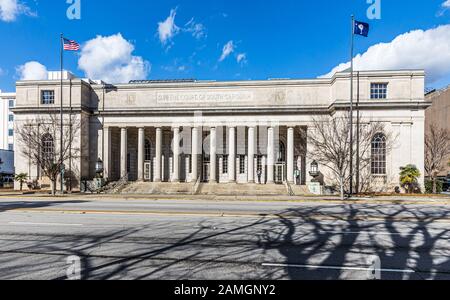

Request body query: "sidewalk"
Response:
[1, 191, 449, 205]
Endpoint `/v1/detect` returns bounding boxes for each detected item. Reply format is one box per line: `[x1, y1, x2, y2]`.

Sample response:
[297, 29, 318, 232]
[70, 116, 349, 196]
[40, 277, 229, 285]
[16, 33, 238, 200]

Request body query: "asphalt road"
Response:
[0, 197, 450, 280]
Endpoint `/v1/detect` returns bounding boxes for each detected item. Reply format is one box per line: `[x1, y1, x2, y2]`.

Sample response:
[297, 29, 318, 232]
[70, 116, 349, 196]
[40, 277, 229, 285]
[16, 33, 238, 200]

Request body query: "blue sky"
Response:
[0, 0, 449, 91]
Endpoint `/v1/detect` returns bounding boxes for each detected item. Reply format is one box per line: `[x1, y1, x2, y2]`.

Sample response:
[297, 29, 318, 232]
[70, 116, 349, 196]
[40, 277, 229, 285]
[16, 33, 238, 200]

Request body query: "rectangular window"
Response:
[8, 144, 13, 151]
[8, 129, 14, 137]
[188, 155, 192, 174]
[8, 100, 14, 108]
[41, 90, 55, 105]
[257, 156, 263, 172]
[222, 156, 228, 174]
[8, 114, 14, 122]
[239, 155, 246, 174]
[370, 83, 388, 99]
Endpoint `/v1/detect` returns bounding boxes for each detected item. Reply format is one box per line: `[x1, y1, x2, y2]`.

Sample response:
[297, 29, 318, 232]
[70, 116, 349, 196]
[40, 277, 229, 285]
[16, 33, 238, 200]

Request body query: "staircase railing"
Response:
[285, 180, 295, 197]
[99, 173, 129, 194]
[191, 176, 201, 195]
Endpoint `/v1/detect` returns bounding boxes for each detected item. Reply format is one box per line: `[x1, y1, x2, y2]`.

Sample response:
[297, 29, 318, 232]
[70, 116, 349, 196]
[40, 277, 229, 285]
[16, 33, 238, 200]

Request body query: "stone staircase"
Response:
[118, 181, 312, 196]
[197, 183, 288, 196]
[121, 182, 195, 195]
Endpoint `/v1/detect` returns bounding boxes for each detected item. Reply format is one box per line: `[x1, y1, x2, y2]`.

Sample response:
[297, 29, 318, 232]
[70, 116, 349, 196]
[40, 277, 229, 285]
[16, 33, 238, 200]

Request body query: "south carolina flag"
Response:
[354, 20, 370, 37]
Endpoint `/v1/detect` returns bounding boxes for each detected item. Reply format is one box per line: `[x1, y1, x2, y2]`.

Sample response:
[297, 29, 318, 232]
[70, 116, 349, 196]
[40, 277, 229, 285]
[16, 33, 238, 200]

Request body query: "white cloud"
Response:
[185, 18, 206, 39]
[0, 0, 35, 22]
[17, 61, 48, 80]
[78, 33, 150, 84]
[237, 53, 247, 64]
[219, 41, 235, 62]
[157, 8, 180, 45]
[320, 25, 450, 84]
[442, 0, 450, 8]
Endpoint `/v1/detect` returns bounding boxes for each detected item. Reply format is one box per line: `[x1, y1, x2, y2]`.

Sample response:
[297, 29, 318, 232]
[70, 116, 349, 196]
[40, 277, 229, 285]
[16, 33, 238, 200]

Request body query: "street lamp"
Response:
[309, 160, 320, 182]
[95, 158, 104, 177]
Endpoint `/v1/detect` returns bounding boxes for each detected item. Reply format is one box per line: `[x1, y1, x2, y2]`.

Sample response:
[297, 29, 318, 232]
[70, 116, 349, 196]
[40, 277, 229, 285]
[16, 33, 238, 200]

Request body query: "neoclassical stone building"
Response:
[13, 70, 428, 193]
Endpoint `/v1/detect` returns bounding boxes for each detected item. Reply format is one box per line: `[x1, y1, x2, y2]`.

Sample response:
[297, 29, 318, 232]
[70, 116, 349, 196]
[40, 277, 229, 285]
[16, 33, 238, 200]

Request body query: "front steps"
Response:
[120, 181, 312, 196]
[121, 182, 195, 195]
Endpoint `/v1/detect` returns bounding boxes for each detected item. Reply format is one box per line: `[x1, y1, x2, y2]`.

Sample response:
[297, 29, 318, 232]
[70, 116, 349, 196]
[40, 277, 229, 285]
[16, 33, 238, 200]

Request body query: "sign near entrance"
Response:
[157, 91, 254, 105]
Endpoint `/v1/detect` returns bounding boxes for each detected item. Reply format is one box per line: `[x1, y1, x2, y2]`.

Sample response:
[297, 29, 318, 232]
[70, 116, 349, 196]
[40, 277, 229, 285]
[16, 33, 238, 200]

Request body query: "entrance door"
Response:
[202, 163, 210, 182]
[275, 163, 285, 184]
[144, 162, 152, 181]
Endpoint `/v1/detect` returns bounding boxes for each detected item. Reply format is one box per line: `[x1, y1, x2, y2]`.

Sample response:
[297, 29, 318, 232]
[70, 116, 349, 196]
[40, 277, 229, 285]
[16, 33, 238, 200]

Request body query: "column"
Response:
[137, 127, 145, 181]
[120, 127, 128, 179]
[155, 127, 162, 182]
[172, 127, 180, 182]
[287, 127, 295, 184]
[210, 127, 217, 183]
[228, 127, 236, 183]
[191, 127, 199, 183]
[104, 127, 112, 181]
[248, 127, 255, 183]
[267, 127, 275, 184]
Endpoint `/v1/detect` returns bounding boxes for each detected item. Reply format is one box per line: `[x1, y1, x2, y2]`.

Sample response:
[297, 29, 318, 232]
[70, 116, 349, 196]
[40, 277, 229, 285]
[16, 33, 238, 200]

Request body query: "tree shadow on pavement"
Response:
[1, 203, 450, 280]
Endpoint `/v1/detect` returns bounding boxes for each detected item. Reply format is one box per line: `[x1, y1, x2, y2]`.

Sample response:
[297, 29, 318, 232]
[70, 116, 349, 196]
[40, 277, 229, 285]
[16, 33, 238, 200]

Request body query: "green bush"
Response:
[425, 179, 443, 194]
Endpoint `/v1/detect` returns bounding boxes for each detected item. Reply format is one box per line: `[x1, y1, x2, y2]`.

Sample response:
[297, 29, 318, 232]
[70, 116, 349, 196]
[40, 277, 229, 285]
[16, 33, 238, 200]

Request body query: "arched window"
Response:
[371, 133, 386, 175]
[145, 139, 152, 161]
[42, 134, 54, 162]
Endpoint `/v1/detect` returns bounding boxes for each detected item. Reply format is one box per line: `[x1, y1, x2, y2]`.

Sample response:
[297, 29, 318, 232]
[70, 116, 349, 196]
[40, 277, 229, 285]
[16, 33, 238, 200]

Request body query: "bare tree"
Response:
[308, 115, 394, 200]
[425, 124, 450, 194]
[16, 112, 80, 195]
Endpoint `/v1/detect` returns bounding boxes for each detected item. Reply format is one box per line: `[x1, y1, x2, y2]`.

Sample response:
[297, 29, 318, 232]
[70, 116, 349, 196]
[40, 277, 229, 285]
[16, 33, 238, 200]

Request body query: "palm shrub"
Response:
[14, 173, 28, 191]
[400, 165, 421, 194]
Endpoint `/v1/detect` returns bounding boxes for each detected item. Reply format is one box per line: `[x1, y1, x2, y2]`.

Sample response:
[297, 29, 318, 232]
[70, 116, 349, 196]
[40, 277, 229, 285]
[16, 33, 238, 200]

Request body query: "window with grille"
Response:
[370, 83, 388, 99]
[41, 90, 55, 105]
[145, 139, 152, 161]
[371, 133, 387, 175]
[239, 155, 246, 174]
[222, 155, 228, 174]
[257, 156, 263, 172]
[42, 134, 54, 162]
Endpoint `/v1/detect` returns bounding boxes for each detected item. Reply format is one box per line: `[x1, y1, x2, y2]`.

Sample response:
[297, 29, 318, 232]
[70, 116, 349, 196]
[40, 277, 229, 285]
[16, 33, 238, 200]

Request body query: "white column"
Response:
[210, 127, 217, 183]
[228, 127, 236, 183]
[137, 127, 145, 181]
[287, 127, 295, 183]
[172, 127, 180, 182]
[104, 127, 112, 181]
[155, 127, 162, 182]
[120, 127, 128, 179]
[267, 127, 275, 184]
[191, 127, 199, 183]
[248, 127, 255, 183]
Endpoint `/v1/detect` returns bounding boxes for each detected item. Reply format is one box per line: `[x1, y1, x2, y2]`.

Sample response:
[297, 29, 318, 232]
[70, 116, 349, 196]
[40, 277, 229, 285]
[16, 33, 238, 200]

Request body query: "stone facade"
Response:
[13, 70, 428, 193]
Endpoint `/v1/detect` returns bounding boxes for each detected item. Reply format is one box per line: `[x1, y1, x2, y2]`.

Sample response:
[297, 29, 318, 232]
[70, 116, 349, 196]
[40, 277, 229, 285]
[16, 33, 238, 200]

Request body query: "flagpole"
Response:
[356, 71, 361, 194]
[60, 33, 64, 194]
[349, 15, 355, 196]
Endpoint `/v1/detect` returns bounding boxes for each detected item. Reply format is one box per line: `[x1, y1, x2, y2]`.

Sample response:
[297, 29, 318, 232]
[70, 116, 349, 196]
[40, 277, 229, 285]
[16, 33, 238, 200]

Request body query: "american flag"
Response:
[63, 38, 80, 51]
